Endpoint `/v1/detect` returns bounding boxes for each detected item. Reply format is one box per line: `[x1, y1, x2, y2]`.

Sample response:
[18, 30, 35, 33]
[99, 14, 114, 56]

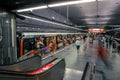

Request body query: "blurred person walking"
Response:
[75, 37, 82, 55]
[95, 44, 111, 68]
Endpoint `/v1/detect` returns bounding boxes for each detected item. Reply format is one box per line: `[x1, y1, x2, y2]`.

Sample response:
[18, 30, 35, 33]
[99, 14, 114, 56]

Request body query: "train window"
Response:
[23, 38, 36, 54]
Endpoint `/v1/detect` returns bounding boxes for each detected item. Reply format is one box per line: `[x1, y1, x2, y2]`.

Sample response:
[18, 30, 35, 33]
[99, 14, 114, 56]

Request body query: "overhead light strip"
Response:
[16, 5, 48, 12]
[84, 17, 111, 21]
[22, 32, 80, 36]
[16, 0, 103, 12]
[19, 14, 82, 30]
[48, 0, 96, 7]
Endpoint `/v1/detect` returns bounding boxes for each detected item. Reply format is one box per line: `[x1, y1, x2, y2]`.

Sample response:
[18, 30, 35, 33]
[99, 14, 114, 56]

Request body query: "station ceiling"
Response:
[0, 0, 120, 32]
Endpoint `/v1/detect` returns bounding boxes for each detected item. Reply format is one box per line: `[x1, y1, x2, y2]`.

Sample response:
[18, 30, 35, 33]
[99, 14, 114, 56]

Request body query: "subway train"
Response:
[16, 32, 81, 58]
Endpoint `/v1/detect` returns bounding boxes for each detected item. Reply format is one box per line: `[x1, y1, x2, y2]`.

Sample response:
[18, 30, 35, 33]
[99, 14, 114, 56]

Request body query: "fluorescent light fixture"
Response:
[16, 5, 48, 12]
[19, 14, 82, 30]
[22, 32, 81, 36]
[48, 0, 97, 7]
[15, 0, 104, 12]
[84, 17, 111, 21]
[92, 29, 100, 31]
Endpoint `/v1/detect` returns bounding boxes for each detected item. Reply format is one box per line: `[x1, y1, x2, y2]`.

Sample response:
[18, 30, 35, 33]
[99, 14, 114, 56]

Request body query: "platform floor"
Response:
[43, 39, 120, 80]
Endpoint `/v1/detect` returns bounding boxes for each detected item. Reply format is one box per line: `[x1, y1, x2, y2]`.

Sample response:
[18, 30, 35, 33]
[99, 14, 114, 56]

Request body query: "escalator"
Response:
[0, 55, 65, 80]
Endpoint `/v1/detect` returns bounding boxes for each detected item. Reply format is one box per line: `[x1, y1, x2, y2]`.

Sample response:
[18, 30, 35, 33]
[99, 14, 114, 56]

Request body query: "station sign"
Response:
[88, 28, 104, 33]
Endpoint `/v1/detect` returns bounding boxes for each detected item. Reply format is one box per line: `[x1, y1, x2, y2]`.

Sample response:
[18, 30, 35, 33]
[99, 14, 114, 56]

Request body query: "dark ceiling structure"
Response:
[0, 0, 120, 33]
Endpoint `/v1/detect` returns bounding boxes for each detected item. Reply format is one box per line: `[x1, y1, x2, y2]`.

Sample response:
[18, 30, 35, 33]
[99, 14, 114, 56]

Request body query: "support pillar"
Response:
[0, 9, 17, 65]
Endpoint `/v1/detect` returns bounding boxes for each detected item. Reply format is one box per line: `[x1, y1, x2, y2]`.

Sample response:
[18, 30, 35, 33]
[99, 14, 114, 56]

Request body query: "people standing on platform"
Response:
[35, 36, 45, 56]
[112, 39, 118, 53]
[88, 36, 93, 47]
[105, 36, 109, 48]
[67, 37, 71, 49]
[101, 36, 106, 47]
[109, 37, 112, 47]
[62, 37, 67, 47]
[49, 39, 57, 56]
[83, 35, 87, 43]
[75, 37, 81, 55]
[59, 39, 63, 49]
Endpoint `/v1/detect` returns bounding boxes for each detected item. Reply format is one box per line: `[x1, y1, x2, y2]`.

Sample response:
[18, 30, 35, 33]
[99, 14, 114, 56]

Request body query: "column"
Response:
[0, 9, 17, 65]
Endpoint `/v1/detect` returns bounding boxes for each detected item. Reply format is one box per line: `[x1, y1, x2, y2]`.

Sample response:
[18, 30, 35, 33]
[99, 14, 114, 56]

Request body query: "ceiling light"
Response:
[84, 17, 111, 21]
[16, 5, 48, 12]
[19, 14, 82, 30]
[92, 29, 100, 31]
[22, 32, 80, 36]
[48, 0, 97, 7]
[15, 0, 104, 12]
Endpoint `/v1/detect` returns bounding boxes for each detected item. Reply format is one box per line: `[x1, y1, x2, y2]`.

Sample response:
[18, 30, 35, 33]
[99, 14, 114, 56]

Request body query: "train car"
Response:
[17, 32, 81, 58]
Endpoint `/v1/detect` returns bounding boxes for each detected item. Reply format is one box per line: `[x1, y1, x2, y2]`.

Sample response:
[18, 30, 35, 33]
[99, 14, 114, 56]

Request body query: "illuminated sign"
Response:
[88, 28, 104, 33]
